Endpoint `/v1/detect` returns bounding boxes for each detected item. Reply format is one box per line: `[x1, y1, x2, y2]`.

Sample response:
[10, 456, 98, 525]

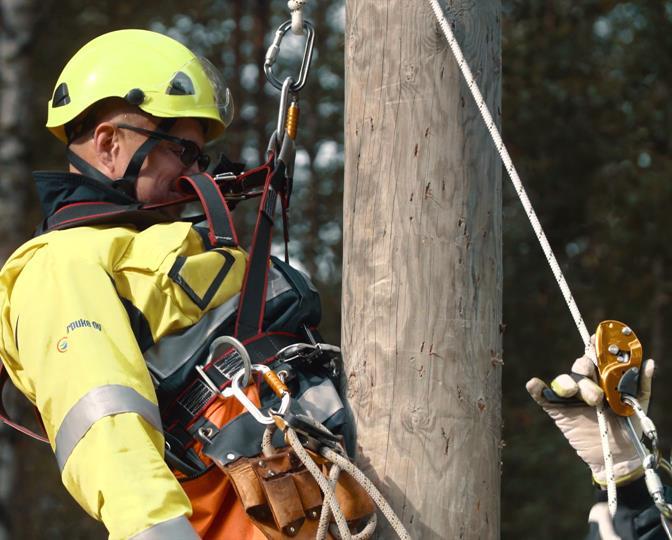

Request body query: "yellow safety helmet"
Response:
[46, 29, 233, 144]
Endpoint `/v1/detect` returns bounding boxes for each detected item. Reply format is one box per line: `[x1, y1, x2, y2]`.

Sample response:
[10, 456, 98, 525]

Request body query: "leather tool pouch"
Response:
[222, 447, 375, 539]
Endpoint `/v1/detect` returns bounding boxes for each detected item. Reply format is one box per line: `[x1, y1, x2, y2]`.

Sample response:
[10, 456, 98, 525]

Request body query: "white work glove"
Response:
[526, 342, 655, 487]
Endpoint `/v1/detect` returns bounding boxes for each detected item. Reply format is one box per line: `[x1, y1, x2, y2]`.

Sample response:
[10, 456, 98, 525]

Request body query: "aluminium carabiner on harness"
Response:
[199, 363, 291, 426]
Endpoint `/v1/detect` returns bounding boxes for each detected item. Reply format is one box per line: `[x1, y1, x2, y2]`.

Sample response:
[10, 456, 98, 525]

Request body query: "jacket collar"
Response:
[33, 170, 138, 218]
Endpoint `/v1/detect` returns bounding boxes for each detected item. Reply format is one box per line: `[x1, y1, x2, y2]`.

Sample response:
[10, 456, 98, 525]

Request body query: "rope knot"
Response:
[288, 0, 307, 35]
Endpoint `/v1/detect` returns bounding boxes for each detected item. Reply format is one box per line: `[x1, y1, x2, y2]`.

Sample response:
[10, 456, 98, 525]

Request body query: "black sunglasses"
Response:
[116, 123, 210, 172]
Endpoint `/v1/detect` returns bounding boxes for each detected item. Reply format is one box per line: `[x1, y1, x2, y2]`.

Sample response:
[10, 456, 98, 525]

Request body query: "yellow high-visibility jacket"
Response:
[0, 220, 248, 539]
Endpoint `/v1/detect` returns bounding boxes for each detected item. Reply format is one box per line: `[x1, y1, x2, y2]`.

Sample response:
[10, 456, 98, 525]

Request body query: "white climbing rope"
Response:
[426, 0, 618, 516]
[288, 0, 307, 34]
[285, 428, 354, 539]
[284, 427, 410, 539]
[315, 463, 343, 540]
[319, 446, 412, 540]
[261, 424, 380, 538]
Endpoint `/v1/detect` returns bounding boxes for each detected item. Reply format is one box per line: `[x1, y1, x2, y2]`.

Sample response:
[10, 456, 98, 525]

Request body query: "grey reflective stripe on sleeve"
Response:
[129, 515, 199, 540]
[55, 384, 162, 471]
[297, 379, 344, 424]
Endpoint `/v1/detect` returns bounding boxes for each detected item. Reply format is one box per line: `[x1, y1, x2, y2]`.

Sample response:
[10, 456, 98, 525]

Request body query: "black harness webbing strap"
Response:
[174, 173, 238, 248]
[0, 363, 48, 443]
[42, 173, 237, 242]
[281, 192, 290, 263]
[47, 201, 138, 228]
[43, 201, 174, 233]
[235, 158, 289, 340]
[218, 162, 272, 197]
[122, 118, 177, 183]
[66, 149, 114, 185]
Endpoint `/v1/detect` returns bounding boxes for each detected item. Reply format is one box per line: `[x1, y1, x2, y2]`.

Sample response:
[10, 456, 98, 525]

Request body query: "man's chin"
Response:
[142, 190, 187, 219]
[161, 198, 186, 219]
[162, 191, 185, 221]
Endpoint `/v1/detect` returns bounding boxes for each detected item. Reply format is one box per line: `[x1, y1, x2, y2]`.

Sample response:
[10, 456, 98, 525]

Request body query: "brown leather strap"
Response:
[221, 448, 375, 539]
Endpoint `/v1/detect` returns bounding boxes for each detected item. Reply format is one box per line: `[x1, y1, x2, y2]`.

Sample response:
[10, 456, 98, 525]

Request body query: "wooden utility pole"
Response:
[342, 1, 502, 538]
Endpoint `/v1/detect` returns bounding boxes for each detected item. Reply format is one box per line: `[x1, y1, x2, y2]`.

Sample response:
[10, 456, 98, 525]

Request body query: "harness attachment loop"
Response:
[213, 354, 411, 540]
[198, 336, 252, 389]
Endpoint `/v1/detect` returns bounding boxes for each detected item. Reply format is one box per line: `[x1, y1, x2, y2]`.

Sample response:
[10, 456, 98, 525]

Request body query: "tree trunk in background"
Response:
[0, 0, 35, 258]
[342, 1, 502, 538]
[252, 0, 270, 166]
[0, 0, 39, 537]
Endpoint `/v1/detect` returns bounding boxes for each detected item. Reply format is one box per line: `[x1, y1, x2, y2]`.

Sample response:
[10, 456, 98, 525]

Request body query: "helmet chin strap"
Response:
[66, 117, 177, 199]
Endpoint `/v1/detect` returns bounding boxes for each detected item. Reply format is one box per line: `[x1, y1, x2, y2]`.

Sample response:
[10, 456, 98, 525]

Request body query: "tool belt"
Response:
[163, 334, 374, 539]
[222, 447, 375, 539]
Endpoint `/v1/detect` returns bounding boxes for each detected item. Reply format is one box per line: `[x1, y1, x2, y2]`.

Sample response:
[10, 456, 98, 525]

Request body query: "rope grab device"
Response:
[427, 0, 672, 535]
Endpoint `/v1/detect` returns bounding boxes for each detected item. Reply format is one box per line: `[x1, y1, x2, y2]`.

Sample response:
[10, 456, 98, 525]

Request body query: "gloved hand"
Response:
[526, 342, 655, 487]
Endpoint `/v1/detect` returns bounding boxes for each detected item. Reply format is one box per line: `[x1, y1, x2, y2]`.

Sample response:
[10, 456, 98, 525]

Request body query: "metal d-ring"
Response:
[203, 335, 252, 388]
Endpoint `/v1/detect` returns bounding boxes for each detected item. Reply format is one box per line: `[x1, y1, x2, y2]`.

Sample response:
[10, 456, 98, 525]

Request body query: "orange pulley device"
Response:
[595, 320, 643, 416]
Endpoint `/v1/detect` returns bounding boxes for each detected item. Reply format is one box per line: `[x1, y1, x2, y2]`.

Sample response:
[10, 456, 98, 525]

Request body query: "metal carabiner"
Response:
[264, 19, 315, 92]
[276, 77, 294, 140]
[275, 341, 341, 364]
[220, 364, 291, 425]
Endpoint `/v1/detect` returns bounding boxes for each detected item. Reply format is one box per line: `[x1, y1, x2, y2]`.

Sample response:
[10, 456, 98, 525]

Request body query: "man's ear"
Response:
[92, 122, 120, 177]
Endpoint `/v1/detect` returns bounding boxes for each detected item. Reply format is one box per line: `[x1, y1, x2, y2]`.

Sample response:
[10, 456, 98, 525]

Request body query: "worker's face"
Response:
[116, 117, 207, 204]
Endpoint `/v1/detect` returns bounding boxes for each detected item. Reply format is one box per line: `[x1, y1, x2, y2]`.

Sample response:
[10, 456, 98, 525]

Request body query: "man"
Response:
[0, 29, 271, 539]
[527, 342, 670, 539]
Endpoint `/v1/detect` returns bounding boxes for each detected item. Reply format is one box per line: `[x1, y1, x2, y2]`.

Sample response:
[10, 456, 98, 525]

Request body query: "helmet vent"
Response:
[167, 72, 195, 96]
[125, 88, 146, 106]
[52, 83, 71, 107]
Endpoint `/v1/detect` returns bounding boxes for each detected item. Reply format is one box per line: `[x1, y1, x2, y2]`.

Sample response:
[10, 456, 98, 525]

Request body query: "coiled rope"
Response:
[261, 423, 411, 539]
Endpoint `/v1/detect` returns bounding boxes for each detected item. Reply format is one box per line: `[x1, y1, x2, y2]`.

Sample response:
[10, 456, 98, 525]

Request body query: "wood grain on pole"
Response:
[343, 1, 502, 538]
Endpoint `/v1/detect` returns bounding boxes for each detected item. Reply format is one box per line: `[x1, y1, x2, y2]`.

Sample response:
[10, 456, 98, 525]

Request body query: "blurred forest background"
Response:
[0, 0, 670, 538]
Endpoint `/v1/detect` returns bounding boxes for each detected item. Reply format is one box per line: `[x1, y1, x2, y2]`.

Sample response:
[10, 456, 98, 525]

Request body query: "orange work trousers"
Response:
[180, 385, 267, 540]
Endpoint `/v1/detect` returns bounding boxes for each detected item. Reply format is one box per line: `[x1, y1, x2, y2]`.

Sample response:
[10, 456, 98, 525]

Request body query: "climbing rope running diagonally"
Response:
[425, 0, 619, 516]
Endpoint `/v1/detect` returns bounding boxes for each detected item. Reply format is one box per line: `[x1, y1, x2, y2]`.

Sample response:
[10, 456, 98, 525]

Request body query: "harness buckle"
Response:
[276, 342, 341, 364]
